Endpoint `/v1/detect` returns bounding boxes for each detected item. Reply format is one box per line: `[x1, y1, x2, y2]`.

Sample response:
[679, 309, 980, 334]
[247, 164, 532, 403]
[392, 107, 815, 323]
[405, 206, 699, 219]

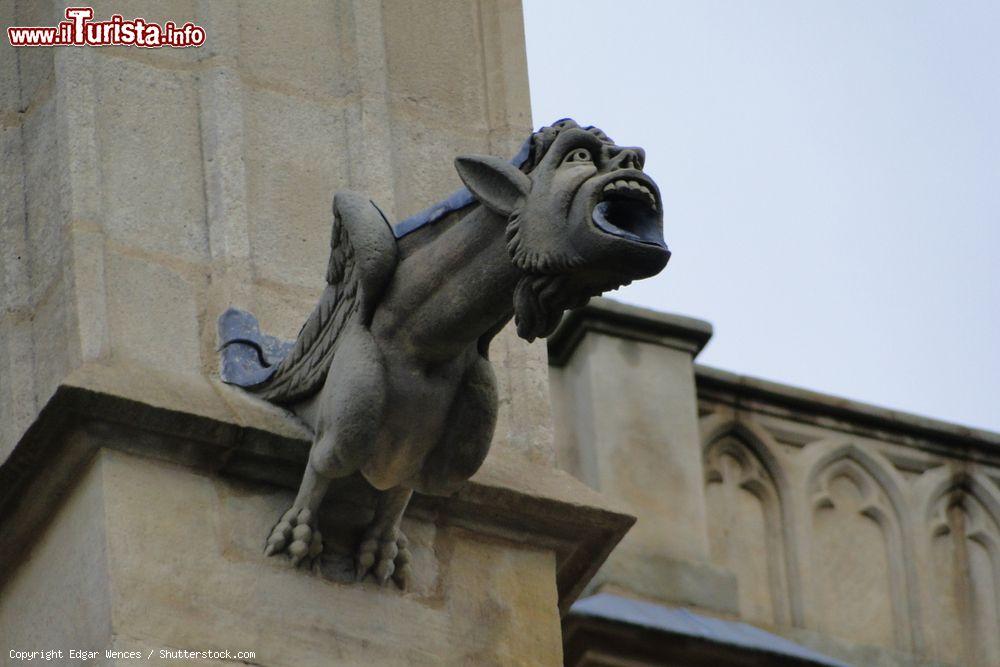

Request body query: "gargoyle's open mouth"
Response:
[592, 176, 665, 248]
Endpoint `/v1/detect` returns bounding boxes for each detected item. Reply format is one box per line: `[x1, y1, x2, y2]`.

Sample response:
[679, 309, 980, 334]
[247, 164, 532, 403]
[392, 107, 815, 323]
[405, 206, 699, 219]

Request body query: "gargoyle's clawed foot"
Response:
[355, 528, 412, 589]
[264, 507, 323, 567]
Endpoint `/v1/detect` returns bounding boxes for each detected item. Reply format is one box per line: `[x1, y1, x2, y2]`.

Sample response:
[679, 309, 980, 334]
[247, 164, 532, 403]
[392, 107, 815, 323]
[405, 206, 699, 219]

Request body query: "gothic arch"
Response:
[702, 416, 790, 496]
[925, 470, 1000, 539]
[701, 415, 801, 626]
[802, 441, 921, 653]
[805, 443, 909, 518]
[921, 469, 1000, 665]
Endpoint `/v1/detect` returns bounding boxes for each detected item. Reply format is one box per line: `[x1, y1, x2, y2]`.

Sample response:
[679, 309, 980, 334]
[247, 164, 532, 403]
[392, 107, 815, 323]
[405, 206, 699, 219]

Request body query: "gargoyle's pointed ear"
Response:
[454, 155, 531, 216]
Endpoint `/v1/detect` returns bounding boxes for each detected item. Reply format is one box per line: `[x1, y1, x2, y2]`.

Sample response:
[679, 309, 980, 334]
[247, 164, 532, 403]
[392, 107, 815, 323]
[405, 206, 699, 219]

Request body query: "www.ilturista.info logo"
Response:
[7, 7, 205, 48]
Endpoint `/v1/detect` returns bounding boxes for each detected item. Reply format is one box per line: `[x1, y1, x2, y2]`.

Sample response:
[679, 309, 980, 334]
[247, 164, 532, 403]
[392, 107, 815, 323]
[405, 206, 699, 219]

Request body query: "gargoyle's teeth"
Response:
[602, 177, 657, 210]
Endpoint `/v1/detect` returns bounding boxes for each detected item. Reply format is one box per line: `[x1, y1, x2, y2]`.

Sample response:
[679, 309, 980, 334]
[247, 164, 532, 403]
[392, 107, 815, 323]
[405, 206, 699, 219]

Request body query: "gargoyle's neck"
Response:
[378, 204, 523, 362]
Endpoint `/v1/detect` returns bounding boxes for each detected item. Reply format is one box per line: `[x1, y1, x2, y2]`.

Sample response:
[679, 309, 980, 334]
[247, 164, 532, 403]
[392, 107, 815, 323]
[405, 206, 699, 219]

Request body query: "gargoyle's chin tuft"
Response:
[513, 274, 591, 343]
[512, 268, 641, 342]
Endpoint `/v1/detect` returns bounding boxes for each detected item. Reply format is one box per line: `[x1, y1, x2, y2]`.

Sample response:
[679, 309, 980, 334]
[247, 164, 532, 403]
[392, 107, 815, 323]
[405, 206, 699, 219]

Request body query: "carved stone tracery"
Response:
[805, 444, 918, 652]
[702, 418, 798, 627]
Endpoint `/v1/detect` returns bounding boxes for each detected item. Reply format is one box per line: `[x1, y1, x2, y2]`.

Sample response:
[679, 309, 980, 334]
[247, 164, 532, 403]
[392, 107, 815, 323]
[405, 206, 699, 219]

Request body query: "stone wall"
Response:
[550, 298, 1000, 667]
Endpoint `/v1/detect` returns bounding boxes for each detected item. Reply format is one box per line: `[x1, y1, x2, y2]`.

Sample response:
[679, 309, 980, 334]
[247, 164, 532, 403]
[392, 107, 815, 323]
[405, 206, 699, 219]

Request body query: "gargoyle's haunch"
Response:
[220, 119, 670, 587]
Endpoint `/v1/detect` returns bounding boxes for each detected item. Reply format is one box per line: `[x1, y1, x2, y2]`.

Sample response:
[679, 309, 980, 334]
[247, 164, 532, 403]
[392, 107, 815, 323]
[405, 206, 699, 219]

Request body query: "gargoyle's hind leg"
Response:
[262, 453, 333, 566]
[356, 486, 413, 588]
[264, 319, 387, 568]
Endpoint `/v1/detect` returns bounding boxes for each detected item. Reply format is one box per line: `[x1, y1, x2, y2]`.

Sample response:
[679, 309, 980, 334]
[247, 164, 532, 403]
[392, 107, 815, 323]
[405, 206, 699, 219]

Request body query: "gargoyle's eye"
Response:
[563, 148, 593, 164]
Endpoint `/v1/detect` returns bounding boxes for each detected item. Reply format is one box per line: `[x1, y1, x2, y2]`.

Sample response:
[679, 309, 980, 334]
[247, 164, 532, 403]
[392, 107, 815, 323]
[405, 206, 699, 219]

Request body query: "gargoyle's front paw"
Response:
[264, 506, 323, 567]
[355, 528, 412, 589]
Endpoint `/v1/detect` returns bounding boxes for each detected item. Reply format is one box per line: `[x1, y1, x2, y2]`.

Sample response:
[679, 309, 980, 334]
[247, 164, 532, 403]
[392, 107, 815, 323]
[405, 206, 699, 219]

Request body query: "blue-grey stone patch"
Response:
[392, 136, 533, 239]
[218, 308, 294, 388]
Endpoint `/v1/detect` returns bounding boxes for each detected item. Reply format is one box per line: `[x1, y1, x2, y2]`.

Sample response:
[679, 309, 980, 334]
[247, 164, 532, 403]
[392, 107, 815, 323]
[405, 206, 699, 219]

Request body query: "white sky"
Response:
[523, 0, 1000, 432]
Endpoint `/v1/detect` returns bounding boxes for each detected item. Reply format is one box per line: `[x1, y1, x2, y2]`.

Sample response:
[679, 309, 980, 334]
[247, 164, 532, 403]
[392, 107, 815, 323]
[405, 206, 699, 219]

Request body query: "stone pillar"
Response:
[548, 298, 738, 613]
[0, 2, 630, 664]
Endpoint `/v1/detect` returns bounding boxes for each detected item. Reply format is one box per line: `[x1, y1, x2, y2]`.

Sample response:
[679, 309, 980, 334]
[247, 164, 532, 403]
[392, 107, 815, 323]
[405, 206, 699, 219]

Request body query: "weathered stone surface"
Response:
[0, 315, 35, 462]
[237, 0, 354, 100]
[30, 274, 73, 414]
[388, 119, 491, 217]
[8, 0, 55, 111]
[252, 283, 323, 343]
[549, 300, 718, 592]
[382, 0, 491, 123]
[105, 250, 204, 375]
[67, 224, 111, 364]
[21, 94, 63, 308]
[0, 447, 113, 656]
[0, 118, 35, 458]
[0, 3, 19, 116]
[491, 324, 555, 466]
[1, 446, 565, 665]
[243, 86, 351, 288]
[95, 57, 208, 263]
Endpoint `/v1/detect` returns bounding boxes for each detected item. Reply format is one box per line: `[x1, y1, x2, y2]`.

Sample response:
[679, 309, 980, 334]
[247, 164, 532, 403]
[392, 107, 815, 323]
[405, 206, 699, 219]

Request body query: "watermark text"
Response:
[7, 7, 205, 48]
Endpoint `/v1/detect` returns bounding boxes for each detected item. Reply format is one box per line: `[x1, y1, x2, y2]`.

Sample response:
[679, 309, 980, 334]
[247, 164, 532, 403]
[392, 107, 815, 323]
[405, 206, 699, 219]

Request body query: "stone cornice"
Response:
[547, 298, 713, 367]
[0, 362, 634, 615]
[696, 365, 1000, 460]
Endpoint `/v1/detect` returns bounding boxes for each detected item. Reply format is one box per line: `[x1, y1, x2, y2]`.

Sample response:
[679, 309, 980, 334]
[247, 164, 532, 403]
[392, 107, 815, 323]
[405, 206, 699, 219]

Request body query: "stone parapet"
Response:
[550, 298, 1000, 667]
[696, 365, 1000, 463]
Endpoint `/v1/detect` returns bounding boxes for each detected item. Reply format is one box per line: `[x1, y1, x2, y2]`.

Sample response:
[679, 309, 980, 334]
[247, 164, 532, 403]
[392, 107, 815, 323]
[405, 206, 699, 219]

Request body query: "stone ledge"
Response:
[547, 298, 713, 367]
[0, 362, 635, 615]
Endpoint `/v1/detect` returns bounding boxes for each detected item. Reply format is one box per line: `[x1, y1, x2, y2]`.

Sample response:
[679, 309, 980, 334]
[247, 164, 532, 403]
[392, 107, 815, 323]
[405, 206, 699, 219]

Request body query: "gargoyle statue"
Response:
[219, 119, 670, 588]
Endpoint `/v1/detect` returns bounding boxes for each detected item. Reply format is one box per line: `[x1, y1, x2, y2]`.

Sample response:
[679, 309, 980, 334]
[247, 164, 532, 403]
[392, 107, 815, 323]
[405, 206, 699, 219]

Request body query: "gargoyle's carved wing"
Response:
[248, 192, 397, 404]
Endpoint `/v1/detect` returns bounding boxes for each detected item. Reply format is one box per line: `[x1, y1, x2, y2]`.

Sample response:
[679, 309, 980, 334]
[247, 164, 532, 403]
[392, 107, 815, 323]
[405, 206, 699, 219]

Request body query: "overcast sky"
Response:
[523, 0, 999, 432]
